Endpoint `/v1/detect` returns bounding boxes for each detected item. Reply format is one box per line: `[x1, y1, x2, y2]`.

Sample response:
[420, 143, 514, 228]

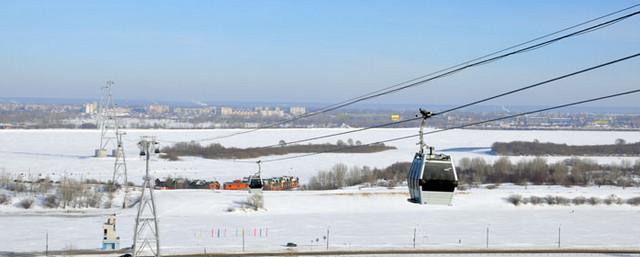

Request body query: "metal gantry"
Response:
[112, 131, 129, 208]
[133, 136, 161, 257]
[95, 80, 118, 157]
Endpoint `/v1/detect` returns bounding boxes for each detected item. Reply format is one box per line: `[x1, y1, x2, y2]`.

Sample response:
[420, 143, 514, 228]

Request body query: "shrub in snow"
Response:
[506, 194, 523, 206]
[43, 194, 59, 208]
[555, 196, 570, 206]
[232, 194, 264, 211]
[163, 152, 180, 161]
[626, 197, 640, 206]
[544, 195, 558, 205]
[572, 196, 586, 205]
[246, 193, 264, 210]
[19, 198, 34, 209]
[104, 183, 118, 193]
[7, 183, 27, 193]
[485, 184, 498, 190]
[85, 191, 103, 208]
[604, 194, 623, 205]
[587, 197, 602, 205]
[0, 193, 10, 205]
[529, 196, 544, 205]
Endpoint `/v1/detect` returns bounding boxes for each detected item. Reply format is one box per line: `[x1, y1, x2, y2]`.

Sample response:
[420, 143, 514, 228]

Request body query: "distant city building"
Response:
[256, 107, 284, 117]
[113, 107, 131, 117]
[84, 102, 98, 114]
[234, 108, 258, 117]
[24, 104, 49, 111]
[220, 107, 234, 116]
[147, 104, 170, 114]
[220, 106, 261, 117]
[0, 103, 19, 111]
[289, 106, 306, 116]
[592, 119, 610, 127]
[174, 106, 216, 116]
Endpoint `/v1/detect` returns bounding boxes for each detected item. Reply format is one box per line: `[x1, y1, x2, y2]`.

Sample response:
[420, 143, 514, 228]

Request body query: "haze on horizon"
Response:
[0, 0, 638, 107]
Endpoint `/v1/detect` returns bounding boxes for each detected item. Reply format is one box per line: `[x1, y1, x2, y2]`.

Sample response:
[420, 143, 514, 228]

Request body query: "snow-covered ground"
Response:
[0, 128, 638, 184]
[0, 129, 639, 254]
[0, 185, 639, 253]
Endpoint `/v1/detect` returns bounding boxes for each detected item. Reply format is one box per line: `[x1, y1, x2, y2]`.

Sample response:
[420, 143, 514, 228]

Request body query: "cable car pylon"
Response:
[133, 136, 161, 257]
[112, 131, 129, 208]
[407, 109, 458, 205]
[95, 80, 118, 157]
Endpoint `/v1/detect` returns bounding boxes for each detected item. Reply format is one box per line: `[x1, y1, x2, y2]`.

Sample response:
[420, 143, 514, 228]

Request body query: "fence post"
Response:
[326, 228, 330, 250]
[413, 228, 416, 248]
[486, 226, 489, 248]
[557, 224, 561, 248]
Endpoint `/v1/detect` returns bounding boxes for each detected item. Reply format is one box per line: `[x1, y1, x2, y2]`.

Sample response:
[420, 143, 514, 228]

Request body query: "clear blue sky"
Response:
[1, 0, 638, 107]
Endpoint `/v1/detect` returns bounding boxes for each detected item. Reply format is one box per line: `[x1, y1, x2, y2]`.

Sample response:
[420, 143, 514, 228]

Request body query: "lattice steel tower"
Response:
[112, 131, 129, 208]
[95, 80, 118, 157]
[133, 136, 161, 257]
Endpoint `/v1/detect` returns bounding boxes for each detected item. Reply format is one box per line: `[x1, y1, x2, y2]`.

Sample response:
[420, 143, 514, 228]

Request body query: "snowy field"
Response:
[0, 185, 639, 253]
[0, 128, 638, 184]
[0, 129, 639, 254]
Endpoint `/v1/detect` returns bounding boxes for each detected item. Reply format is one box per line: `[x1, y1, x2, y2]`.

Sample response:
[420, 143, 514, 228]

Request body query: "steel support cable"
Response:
[174, 7, 640, 143]
[248, 88, 640, 163]
[252, 52, 640, 148]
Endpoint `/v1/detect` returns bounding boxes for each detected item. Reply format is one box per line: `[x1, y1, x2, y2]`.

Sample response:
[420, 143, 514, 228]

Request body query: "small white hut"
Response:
[101, 214, 120, 250]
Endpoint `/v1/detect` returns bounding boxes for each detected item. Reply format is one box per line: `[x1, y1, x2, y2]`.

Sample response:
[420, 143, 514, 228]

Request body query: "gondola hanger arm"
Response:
[417, 109, 433, 154]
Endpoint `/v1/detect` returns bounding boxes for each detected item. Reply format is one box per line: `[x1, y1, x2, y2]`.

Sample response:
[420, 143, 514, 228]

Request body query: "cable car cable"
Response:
[254, 52, 640, 148]
[253, 88, 640, 163]
[164, 5, 640, 144]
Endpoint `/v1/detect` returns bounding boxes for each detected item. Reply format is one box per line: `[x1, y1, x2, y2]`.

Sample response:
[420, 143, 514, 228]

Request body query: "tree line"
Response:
[160, 139, 395, 160]
[506, 194, 640, 206]
[492, 139, 640, 156]
[304, 157, 640, 190]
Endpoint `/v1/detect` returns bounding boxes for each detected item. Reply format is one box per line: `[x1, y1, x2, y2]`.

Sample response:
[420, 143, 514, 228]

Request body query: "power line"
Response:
[252, 88, 640, 163]
[254, 52, 640, 148]
[177, 5, 640, 143]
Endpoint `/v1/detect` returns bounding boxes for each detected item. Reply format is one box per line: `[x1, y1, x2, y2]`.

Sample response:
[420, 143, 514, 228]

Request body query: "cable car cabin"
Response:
[248, 173, 263, 194]
[407, 152, 458, 205]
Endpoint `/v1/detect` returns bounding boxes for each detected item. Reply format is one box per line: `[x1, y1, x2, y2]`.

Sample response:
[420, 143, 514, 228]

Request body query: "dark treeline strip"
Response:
[492, 140, 640, 156]
[305, 157, 640, 190]
[506, 194, 640, 206]
[161, 140, 395, 160]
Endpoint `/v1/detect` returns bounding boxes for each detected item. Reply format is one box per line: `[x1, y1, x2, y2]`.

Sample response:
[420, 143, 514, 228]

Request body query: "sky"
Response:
[0, 0, 639, 107]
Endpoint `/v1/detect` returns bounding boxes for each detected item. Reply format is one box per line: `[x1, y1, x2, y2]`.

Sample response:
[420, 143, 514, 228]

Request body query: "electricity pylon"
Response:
[133, 136, 161, 257]
[95, 80, 118, 157]
[112, 131, 129, 208]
